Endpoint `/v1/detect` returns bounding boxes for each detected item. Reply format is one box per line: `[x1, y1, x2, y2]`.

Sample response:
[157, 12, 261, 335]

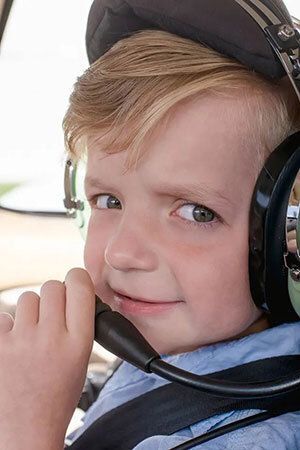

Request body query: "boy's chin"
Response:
[135, 327, 203, 356]
[129, 314, 271, 356]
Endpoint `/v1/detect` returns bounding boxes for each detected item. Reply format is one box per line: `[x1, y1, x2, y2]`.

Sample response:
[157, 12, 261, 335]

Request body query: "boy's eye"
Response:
[176, 203, 216, 224]
[89, 194, 218, 228]
[95, 194, 122, 209]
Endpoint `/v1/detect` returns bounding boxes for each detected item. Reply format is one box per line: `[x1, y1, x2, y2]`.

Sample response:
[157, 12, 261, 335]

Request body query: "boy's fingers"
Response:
[13, 292, 39, 331]
[0, 313, 14, 333]
[64, 268, 95, 343]
[39, 281, 66, 330]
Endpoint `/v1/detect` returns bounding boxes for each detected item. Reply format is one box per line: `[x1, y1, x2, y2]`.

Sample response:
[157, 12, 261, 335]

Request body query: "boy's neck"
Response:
[230, 313, 271, 341]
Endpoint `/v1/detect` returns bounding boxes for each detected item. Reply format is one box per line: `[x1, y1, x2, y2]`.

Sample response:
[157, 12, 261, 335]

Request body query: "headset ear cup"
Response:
[76, 200, 91, 241]
[249, 132, 300, 324]
[73, 157, 91, 241]
[288, 274, 300, 318]
[288, 205, 300, 318]
[297, 202, 300, 253]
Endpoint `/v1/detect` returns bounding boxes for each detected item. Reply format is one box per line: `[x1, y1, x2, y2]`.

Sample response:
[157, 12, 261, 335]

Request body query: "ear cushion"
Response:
[86, 0, 292, 78]
[249, 132, 300, 324]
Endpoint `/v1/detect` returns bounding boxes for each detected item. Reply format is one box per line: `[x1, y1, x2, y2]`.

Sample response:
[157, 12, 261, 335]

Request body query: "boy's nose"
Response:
[104, 224, 158, 272]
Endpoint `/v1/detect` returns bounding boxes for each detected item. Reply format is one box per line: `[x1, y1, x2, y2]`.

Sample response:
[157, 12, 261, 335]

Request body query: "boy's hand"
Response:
[0, 268, 95, 450]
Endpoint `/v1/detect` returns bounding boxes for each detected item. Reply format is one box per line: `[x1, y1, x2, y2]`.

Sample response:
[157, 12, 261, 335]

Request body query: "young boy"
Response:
[0, 16, 300, 450]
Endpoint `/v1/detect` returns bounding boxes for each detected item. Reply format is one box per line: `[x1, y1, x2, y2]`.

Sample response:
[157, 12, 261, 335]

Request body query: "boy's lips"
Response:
[113, 288, 177, 304]
[111, 288, 183, 315]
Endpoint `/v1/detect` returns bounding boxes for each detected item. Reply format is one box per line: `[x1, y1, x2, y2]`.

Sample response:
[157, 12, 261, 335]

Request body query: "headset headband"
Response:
[86, 0, 300, 99]
[235, 0, 300, 100]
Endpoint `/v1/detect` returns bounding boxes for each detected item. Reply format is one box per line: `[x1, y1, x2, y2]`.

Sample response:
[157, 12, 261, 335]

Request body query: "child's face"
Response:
[84, 93, 264, 355]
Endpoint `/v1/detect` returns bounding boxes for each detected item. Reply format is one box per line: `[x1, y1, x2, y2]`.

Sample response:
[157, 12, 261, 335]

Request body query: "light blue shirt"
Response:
[67, 321, 300, 449]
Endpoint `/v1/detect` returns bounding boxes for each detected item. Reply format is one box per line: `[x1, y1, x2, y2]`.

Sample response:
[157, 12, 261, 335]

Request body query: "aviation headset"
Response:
[63, 0, 300, 442]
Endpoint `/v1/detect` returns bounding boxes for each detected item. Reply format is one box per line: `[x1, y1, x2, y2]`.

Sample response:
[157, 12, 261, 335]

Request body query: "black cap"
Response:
[86, 0, 294, 79]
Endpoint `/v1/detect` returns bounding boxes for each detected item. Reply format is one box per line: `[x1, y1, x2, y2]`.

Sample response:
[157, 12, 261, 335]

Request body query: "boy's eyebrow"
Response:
[152, 181, 234, 208]
[84, 176, 234, 208]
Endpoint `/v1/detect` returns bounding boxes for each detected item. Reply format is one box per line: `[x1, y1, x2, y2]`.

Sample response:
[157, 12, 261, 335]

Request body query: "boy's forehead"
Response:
[87, 93, 255, 184]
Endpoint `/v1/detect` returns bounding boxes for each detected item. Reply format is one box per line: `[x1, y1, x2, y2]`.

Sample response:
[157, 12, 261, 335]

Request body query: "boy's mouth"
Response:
[111, 289, 183, 315]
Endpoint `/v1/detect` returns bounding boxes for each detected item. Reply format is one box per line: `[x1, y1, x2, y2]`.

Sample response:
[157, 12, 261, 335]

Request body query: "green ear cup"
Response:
[288, 209, 300, 318]
[73, 156, 91, 241]
[297, 202, 300, 252]
[288, 274, 300, 318]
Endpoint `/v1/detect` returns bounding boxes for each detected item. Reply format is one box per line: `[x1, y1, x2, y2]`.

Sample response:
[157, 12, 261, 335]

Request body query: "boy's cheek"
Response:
[83, 232, 106, 287]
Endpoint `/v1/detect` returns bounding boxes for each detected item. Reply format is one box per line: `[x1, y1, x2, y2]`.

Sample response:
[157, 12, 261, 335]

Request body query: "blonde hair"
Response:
[63, 29, 300, 173]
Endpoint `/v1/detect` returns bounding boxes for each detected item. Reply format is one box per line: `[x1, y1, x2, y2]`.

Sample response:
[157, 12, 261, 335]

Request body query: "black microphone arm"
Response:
[94, 296, 300, 399]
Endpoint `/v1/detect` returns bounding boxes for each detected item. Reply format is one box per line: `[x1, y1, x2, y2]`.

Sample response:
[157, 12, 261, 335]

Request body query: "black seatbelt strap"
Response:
[67, 355, 300, 450]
